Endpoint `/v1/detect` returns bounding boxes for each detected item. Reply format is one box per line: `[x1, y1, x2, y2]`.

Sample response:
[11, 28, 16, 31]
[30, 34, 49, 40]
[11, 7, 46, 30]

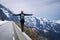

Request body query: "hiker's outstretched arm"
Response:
[24, 14, 32, 16]
[13, 14, 21, 16]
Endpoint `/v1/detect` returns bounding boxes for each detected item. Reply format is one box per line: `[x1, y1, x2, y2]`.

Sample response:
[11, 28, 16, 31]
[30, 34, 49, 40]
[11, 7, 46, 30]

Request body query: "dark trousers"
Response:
[20, 19, 25, 32]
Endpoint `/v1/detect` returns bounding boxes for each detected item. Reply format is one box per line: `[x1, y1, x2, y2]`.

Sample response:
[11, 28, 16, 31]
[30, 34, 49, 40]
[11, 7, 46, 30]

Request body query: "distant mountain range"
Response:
[0, 4, 60, 40]
[25, 16, 60, 40]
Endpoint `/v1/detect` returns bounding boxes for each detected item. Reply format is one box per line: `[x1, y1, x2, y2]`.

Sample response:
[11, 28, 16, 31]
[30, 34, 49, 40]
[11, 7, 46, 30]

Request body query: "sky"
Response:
[0, 0, 60, 20]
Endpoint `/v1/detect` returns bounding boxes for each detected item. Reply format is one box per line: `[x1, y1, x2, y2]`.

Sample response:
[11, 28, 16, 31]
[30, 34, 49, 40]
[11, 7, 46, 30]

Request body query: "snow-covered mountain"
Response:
[0, 4, 19, 22]
[25, 16, 60, 32]
[25, 16, 60, 40]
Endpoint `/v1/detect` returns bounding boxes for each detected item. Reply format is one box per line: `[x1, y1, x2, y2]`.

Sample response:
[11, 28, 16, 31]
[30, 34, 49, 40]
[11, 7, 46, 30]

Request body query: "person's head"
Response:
[21, 11, 23, 13]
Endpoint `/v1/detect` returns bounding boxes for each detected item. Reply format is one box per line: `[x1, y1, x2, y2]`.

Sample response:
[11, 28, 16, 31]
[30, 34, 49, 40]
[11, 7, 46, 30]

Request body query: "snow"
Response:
[43, 29, 48, 32]
[55, 20, 60, 24]
[2, 8, 10, 18]
[0, 21, 8, 25]
[43, 18, 48, 22]
[40, 20, 44, 24]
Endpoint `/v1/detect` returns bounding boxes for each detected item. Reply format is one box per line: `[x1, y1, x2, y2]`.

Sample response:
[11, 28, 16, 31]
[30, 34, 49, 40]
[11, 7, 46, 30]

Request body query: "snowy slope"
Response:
[55, 20, 60, 24]
[0, 4, 19, 22]
[0, 21, 8, 25]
